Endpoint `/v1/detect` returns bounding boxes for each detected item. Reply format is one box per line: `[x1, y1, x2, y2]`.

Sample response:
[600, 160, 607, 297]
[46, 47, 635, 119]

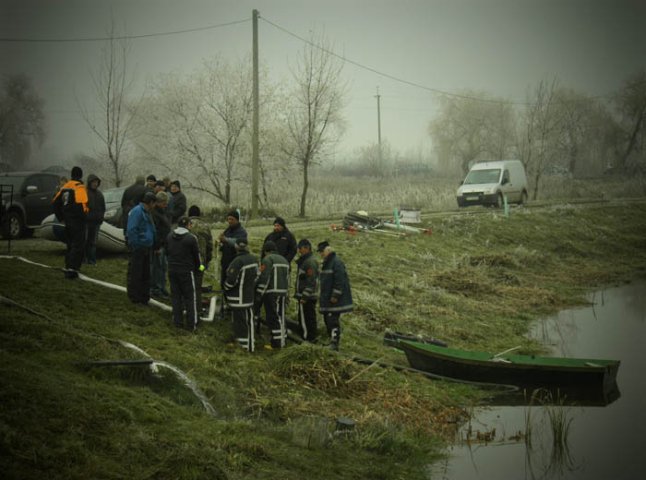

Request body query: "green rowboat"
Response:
[398, 340, 620, 391]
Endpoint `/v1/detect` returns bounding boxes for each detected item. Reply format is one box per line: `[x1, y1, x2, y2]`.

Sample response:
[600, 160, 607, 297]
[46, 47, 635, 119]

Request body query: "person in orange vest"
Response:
[52, 166, 89, 279]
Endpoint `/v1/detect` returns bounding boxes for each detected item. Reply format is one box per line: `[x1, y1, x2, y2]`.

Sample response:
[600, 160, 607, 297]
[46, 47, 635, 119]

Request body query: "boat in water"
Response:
[397, 340, 620, 392]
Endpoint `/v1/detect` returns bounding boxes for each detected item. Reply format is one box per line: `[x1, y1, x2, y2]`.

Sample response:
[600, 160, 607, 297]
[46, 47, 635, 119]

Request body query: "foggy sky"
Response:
[1, 0, 644, 166]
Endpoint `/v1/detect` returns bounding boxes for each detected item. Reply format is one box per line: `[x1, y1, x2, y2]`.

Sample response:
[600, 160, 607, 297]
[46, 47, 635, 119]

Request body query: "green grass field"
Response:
[1, 197, 645, 479]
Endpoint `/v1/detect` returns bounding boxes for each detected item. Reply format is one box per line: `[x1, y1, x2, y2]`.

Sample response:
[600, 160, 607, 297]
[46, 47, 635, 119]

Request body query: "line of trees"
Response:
[428, 71, 646, 199]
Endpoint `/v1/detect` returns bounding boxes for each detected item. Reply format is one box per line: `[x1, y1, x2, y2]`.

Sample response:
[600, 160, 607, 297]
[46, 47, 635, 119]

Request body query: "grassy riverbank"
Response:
[1, 200, 645, 479]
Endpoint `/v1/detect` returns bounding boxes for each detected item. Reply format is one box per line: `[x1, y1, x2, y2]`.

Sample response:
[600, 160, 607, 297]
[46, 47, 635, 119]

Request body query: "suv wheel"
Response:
[5, 211, 25, 239]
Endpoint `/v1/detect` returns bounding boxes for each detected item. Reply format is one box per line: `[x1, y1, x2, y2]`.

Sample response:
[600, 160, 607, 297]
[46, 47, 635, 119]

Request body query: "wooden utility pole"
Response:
[251, 9, 259, 218]
[375, 86, 382, 166]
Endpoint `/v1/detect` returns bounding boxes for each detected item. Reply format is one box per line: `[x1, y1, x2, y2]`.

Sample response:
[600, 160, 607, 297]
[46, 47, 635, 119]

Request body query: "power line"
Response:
[0, 18, 250, 43]
[259, 15, 523, 105]
[260, 15, 616, 106]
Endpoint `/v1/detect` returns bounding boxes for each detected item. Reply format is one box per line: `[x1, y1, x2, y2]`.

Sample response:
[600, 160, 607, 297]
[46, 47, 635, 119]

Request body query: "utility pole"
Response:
[251, 9, 259, 218]
[375, 86, 382, 167]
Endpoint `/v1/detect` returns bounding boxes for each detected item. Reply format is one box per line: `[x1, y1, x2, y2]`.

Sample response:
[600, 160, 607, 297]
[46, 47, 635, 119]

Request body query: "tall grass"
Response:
[188, 170, 645, 219]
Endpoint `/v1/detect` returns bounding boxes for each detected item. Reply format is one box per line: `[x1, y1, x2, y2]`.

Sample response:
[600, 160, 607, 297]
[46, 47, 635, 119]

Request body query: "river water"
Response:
[430, 280, 646, 480]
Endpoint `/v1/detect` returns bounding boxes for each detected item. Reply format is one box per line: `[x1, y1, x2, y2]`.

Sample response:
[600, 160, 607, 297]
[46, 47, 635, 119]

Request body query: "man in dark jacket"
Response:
[84, 173, 105, 265]
[150, 191, 172, 298]
[218, 210, 247, 291]
[126, 192, 157, 306]
[224, 238, 258, 352]
[317, 241, 353, 351]
[264, 216, 297, 265]
[188, 205, 213, 316]
[168, 180, 187, 224]
[255, 241, 290, 349]
[52, 166, 88, 279]
[166, 216, 203, 331]
[121, 175, 147, 231]
[292, 238, 319, 343]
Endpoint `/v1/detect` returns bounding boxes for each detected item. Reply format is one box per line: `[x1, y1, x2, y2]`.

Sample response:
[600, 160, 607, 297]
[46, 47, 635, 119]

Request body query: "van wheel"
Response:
[519, 190, 528, 205]
[494, 193, 504, 208]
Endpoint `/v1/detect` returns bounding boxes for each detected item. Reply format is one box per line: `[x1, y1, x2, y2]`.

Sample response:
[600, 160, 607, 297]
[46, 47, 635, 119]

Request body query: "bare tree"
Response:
[428, 92, 515, 176]
[133, 57, 256, 206]
[281, 32, 346, 217]
[0, 74, 45, 170]
[614, 69, 646, 173]
[80, 21, 139, 186]
[518, 78, 563, 200]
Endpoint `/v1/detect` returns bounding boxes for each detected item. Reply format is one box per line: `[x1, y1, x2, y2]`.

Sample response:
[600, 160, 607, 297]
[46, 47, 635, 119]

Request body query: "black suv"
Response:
[1, 171, 60, 239]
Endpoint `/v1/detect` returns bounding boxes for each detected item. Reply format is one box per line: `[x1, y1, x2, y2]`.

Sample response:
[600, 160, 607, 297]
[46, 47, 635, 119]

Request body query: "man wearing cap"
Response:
[255, 241, 290, 349]
[317, 241, 353, 351]
[52, 166, 89, 279]
[224, 237, 258, 352]
[263, 216, 297, 265]
[218, 210, 248, 294]
[292, 238, 319, 343]
[168, 180, 187, 224]
[126, 191, 157, 305]
[166, 216, 204, 331]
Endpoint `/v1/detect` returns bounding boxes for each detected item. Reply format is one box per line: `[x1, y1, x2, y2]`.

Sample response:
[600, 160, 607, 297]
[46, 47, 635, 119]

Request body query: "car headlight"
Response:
[105, 208, 118, 218]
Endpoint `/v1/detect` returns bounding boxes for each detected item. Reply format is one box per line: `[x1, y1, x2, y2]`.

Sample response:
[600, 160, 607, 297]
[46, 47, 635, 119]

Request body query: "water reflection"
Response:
[432, 281, 646, 480]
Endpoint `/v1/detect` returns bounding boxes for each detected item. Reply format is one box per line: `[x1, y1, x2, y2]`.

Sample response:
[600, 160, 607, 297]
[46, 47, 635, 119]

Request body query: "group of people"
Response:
[219, 213, 353, 352]
[52, 166, 106, 278]
[52, 166, 354, 352]
[119, 175, 211, 336]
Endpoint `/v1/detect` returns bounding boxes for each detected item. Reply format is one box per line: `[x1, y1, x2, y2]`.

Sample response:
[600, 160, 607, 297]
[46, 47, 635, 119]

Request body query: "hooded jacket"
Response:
[166, 227, 201, 274]
[86, 174, 105, 225]
[319, 252, 353, 314]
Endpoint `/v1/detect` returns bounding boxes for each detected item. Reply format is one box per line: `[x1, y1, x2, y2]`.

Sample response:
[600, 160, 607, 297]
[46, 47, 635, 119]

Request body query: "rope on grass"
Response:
[0, 255, 171, 312]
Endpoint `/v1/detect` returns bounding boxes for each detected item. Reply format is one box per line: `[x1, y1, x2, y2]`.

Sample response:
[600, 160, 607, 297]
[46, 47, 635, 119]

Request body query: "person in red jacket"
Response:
[52, 166, 89, 279]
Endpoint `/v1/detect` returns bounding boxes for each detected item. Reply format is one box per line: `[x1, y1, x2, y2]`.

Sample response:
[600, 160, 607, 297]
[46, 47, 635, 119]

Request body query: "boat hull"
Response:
[399, 340, 620, 392]
[36, 214, 127, 254]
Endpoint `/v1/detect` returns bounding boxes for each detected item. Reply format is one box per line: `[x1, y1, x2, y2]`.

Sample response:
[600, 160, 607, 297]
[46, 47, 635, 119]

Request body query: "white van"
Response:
[456, 160, 528, 208]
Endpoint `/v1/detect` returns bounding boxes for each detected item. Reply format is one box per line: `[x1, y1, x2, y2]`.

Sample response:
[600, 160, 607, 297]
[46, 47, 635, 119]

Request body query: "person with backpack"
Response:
[52, 166, 89, 279]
